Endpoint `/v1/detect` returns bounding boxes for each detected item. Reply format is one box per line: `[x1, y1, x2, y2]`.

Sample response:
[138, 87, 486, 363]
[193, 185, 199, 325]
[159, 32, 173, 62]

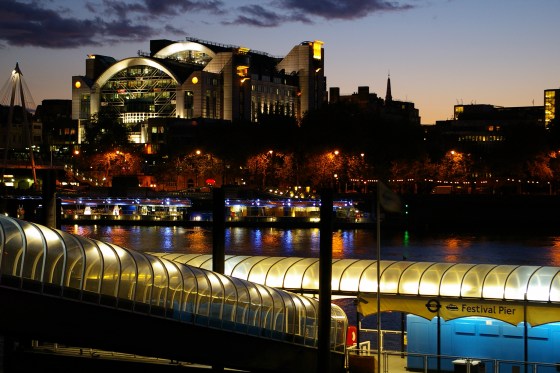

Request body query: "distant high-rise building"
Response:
[35, 99, 75, 148]
[434, 103, 544, 155]
[72, 38, 326, 145]
[545, 88, 560, 127]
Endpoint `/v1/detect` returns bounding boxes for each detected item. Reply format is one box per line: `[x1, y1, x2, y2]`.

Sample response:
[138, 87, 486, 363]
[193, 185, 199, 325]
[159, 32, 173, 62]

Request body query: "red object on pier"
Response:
[346, 325, 357, 346]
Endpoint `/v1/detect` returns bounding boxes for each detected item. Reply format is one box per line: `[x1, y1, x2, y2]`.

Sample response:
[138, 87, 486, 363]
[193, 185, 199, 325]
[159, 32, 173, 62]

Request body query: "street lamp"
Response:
[426, 299, 442, 373]
[194, 150, 202, 187]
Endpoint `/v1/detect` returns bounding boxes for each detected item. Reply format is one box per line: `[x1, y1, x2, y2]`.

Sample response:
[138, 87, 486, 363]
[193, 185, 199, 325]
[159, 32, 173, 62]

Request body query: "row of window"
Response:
[251, 100, 296, 118]
[252, 84, 296, 97]
[168, 51, 212, 66]
[458, 135, 504, 142]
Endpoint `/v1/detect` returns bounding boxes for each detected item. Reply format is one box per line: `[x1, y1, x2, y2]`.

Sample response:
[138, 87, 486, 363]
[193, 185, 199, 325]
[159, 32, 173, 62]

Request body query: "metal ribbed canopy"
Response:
[0, 216, 347, 351]
[153, 254, 560, 303]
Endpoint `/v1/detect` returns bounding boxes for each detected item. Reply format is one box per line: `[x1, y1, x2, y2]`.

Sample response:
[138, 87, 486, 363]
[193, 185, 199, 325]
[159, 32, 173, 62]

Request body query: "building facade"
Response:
[545, 88, 560, 127]
[329, 76, 421, 125]
[72, 38, 326, 147]
[35, 99, 75, 148]
[432, 103, 545, 155]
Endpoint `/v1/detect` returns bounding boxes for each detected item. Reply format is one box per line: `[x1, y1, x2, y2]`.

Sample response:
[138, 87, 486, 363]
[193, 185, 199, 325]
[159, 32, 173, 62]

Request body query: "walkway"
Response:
[155, 253, 560, 326]
[0, 215, 346, 372]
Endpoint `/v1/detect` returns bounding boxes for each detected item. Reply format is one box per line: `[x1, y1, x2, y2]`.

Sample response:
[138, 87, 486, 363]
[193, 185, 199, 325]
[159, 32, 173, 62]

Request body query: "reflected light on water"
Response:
[181, 227, 212, 254]
[104, 226, 132, 248]
[332, 232, 345, 258]
[445, 238, 461, 250]
[549, 238, 560, 266]
[442, 237, 470, 263]
[61, 225, 560, 268]
[262, 228, 282, 251]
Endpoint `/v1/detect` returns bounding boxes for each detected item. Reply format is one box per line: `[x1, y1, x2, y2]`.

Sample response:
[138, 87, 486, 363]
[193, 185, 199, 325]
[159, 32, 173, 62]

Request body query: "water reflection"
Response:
[181, 227, 214, 254]
[61, 225, 560, 267]
[441, 237, 470, 263]
[332, 232, 345, 258]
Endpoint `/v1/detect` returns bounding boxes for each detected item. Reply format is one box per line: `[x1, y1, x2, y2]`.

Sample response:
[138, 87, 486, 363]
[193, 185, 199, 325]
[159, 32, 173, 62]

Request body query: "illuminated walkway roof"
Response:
[0, 216, 347, 351]
[153, 254, 560, 326]
[150, 253, 560, 302]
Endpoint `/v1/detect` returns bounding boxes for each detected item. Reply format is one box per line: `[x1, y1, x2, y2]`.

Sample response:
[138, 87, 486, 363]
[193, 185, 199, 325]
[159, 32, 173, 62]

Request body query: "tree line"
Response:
[77, 102, 560, 195]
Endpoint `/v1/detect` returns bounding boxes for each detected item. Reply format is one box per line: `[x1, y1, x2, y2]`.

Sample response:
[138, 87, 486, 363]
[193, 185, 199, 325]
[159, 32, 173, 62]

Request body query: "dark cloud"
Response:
[0, 0, 223, 49]
[0, 0, 157, 48]
[0, 0, 414, 49]
[93, 0, 224, 18]
[225, 0, 413, 26]
[141, 0, 224, 15]
[223, 5, 295, 27]
[279, 0, 414, 19]
[99, 0, 146, 20]
[164, 25, 187, 35]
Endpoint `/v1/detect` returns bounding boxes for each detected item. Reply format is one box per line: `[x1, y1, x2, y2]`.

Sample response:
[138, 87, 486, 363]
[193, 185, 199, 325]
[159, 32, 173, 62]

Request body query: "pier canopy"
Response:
[154, 254, 560, 326]
[0, 216, 347, 351]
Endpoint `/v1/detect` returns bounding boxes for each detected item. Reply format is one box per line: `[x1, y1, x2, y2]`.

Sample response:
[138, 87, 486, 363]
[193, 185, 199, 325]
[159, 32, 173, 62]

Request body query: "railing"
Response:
[345, 349, 560, 373]
[345, 327, 560, 373]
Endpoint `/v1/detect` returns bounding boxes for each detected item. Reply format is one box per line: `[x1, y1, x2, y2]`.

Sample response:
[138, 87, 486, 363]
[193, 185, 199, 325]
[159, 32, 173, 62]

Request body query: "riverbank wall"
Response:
[2, 194, 560, 233]
[402, 194, 560, 233]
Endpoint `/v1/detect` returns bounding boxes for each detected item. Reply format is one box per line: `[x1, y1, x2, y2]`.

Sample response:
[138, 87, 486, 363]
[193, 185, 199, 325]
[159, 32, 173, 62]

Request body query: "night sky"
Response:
[1, 0, 559, 124]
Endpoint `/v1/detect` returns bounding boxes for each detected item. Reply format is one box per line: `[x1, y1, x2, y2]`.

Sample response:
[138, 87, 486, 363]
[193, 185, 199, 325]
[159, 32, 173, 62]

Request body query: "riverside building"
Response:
[545, 88, 560, 127]
[72, 37, 326, 146]
[431, 103, 545, 155]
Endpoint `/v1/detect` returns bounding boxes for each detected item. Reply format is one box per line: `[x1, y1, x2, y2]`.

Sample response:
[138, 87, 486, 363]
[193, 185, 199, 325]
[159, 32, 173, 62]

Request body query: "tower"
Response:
[1, 63, 38, 189]
[385, 73, 392, 104]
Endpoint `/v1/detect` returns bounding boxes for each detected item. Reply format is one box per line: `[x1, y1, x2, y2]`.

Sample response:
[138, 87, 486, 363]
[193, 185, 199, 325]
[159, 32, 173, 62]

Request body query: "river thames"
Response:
[62, 224, 560, 267]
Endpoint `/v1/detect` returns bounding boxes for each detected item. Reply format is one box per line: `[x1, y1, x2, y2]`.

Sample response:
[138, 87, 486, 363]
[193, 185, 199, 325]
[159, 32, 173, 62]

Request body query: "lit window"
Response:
[312, 40, 324, 60]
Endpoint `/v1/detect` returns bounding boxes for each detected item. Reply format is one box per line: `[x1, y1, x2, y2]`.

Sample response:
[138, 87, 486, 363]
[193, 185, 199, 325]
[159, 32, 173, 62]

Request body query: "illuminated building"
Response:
[545, 88, 560, 127]
[433, 103, 544, 155]
[72, 38, 326, 145]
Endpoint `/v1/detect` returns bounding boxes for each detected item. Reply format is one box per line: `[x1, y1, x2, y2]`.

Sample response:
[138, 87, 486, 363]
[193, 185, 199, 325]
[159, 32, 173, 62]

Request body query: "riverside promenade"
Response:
[3, 192, 560, 232]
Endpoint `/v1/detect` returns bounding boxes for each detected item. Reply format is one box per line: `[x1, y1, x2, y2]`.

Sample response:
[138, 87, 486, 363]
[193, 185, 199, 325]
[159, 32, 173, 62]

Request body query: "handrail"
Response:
[372, 350, 560, 373]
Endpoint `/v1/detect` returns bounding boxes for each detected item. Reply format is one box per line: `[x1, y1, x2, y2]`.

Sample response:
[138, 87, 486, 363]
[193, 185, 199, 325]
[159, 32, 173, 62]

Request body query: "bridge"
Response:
[0, 215, 347, 372]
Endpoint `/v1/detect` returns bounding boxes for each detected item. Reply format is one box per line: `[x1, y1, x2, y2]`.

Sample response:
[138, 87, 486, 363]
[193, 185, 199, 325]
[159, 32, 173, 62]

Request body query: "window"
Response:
[185, 91, 194, 109]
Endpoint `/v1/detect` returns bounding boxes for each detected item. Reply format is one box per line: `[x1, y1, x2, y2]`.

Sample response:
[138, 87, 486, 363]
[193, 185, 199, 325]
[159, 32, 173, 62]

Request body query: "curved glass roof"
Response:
[93, 57, 186, 123]
[153, 41, 216, 66]
[95, 57, 182, 89]
[152, 254, 560, 303]
[0, 216, 347, 352]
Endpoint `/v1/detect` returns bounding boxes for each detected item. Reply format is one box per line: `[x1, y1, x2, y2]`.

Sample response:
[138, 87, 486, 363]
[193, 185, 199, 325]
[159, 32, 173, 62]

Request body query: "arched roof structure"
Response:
[93, 57, 182, 89]
[153, 41, 217, 62]
[153, 254, 560, 326]
[0, 216, 347, 351]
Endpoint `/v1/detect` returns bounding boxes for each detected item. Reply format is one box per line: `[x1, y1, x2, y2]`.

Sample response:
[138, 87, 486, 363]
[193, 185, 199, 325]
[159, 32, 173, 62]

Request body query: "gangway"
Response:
[0, 215, 347, 372]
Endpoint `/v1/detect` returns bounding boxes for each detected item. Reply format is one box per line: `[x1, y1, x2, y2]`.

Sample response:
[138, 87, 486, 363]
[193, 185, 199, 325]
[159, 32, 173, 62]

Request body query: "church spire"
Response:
[385, 72, 392, 103]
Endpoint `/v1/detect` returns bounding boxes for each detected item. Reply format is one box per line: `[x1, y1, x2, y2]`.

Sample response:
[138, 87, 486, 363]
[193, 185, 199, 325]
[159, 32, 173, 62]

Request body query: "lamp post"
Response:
[194, 150, 201, 187]
[426, 299, 441, 373]
[72, 149, 80, 177]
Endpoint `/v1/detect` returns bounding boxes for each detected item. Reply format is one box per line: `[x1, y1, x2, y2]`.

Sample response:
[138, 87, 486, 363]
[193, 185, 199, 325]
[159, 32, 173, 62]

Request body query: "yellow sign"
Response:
[357, 295, 560, 327]
[439, 299, 523, 324]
